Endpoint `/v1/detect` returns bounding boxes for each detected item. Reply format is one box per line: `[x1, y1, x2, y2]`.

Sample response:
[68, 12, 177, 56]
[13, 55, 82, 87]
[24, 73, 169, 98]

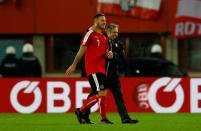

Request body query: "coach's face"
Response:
[96, 16, 106, 30]
[108, 27, 118, 40]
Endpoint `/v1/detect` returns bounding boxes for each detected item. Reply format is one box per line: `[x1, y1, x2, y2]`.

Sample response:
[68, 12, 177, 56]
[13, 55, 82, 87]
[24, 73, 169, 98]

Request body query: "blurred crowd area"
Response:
[0, 35, 201, 77]
[0, 42, 41, 77]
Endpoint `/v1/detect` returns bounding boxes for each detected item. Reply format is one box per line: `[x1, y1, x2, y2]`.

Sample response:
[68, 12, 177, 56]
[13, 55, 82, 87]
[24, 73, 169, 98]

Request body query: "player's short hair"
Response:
[93, 14, 105, 20]
[105, 23, 119, 32]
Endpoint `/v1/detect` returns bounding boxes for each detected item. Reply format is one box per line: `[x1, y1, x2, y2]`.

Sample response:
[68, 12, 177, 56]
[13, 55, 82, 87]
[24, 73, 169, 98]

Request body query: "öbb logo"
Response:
[10, 81, 98, 114]
[148, 77, 184, 113]
[135, 77, 201, 113]
[135, 77, 184, 113]
[10, 81, 42, 113]
[10, 81, 71, 113]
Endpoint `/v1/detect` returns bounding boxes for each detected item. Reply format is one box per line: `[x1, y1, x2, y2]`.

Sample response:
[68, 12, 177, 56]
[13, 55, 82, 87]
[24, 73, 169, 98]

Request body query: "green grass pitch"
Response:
[0, 113, 201, 131]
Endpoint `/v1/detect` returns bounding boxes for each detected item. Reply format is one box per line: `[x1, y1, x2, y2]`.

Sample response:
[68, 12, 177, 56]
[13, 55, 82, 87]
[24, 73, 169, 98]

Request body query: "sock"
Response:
[98, 96, 106, 120]
[80, 95, 98, 112]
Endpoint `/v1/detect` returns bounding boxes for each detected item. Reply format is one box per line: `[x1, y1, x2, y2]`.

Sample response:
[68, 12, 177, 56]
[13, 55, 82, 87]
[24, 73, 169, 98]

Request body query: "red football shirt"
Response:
[81, 30, 109, 76]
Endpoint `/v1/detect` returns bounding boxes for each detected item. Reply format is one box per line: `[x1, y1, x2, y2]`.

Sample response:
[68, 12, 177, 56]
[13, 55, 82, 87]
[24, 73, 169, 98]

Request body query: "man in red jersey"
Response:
[66, 14, 113, 124]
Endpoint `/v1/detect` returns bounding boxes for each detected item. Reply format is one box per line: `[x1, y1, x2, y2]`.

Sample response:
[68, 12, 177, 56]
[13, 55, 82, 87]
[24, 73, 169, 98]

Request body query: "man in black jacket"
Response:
[18, 43, 42, 77]
[0, 46, 19, 77]
[83, 24, 138, 124]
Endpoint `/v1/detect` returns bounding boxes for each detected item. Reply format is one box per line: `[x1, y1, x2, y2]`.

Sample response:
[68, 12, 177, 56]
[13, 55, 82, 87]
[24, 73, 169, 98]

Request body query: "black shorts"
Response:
[88, 73, 106, 94]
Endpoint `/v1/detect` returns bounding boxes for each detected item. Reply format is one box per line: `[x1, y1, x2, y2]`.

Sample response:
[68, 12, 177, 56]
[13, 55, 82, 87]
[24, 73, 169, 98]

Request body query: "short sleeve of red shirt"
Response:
[81, 30, 93, 46]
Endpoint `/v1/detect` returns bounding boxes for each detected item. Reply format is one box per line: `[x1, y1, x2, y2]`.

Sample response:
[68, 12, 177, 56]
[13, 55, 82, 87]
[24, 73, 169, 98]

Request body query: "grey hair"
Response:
[105, 23, 119, 32]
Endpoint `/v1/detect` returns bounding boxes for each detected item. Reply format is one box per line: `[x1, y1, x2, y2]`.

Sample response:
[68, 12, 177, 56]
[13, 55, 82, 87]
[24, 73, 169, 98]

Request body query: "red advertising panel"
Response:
[0, 77, 201, 113]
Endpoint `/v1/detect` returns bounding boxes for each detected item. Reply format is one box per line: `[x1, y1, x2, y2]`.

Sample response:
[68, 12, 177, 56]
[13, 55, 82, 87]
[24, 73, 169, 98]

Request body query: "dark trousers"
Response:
[85, 78, 130, 121]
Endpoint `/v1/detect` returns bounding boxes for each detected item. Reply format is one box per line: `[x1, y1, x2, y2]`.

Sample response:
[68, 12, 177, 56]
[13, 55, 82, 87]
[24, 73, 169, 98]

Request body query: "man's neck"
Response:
[91, 25, 102, 33]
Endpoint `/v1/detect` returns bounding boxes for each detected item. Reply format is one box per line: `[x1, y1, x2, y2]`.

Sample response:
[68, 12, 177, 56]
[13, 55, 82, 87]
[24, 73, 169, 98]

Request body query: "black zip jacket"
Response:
[106, 38, 126, 81]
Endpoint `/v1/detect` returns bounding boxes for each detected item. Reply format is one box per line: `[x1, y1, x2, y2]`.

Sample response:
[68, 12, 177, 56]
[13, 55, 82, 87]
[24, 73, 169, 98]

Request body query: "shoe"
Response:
[101, 118, 114, 124]
[122, 119, 139, 124]
[74, 108, 87, 124]
[85, 118, 95, 124]
[82, 111, 95, 124]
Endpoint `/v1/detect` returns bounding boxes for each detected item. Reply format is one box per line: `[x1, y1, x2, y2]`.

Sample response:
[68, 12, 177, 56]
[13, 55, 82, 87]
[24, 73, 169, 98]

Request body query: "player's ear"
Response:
[107, 31, 110, 36]
[94, 18, 98, 24]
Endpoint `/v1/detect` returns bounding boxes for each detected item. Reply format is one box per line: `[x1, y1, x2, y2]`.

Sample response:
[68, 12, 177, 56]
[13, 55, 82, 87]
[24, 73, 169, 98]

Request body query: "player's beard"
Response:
[97, 23, 105, 30]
